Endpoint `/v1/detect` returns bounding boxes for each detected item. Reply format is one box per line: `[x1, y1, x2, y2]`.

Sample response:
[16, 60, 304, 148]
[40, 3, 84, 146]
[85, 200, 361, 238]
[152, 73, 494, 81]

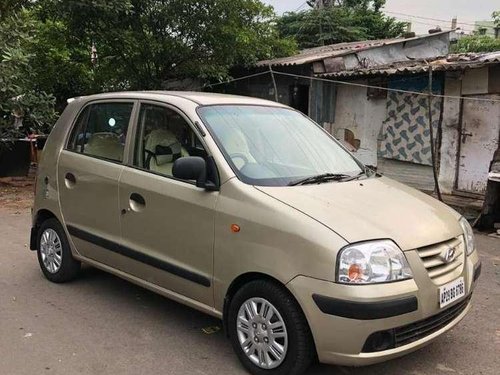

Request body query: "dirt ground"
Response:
[0, 187, 499, 375]
[0, 178, 34, 212]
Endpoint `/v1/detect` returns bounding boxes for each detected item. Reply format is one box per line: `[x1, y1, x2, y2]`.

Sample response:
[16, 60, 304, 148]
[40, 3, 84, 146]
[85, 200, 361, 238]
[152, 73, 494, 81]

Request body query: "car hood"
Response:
[255, 176, 462, 250]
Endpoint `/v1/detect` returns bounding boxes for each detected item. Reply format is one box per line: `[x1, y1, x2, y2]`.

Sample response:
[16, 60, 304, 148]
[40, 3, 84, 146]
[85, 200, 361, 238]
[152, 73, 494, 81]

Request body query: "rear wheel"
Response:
[37, 218, 81, 282]
[228, 280, 315, 375]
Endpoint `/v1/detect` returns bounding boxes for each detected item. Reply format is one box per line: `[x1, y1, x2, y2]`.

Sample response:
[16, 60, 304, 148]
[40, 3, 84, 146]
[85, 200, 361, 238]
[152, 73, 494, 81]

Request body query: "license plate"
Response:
[439, 277, 465, 308]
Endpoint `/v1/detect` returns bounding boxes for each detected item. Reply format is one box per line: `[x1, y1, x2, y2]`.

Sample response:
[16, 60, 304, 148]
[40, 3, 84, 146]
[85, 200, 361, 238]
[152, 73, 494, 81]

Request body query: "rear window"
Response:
[67, 102, 133, 162]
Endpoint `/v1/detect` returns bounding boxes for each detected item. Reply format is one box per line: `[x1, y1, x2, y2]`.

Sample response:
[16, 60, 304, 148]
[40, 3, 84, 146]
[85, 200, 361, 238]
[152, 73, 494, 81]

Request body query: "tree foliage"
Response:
[452, 11, 500, 53]
[309, 1, 387, 12]
[0, 0, 33, 19]
[492, 10, 500, 26]
[451, 34, 500, 53]
[277, 0, 406, 49]
[38, 0, 296, 91]
[0, 8, 57, 148]
[28, 17, 94, 111]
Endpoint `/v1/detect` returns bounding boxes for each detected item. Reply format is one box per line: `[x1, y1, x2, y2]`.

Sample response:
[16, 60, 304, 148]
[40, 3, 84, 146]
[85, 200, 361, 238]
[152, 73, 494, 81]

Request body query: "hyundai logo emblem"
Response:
[441, 246, 456, 263]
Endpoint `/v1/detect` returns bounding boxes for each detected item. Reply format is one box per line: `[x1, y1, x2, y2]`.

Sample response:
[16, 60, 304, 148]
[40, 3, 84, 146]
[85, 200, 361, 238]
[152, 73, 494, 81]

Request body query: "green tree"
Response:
[451, 34, 500, 53]
[451, 10, 500, 53]
[309, 1, 387, 11]
[278, 0, 406, 49]
[0, 9, 57, 149]
[492, 10, 499, 26]
[38, 0, 296, 90]
[0, 0, 33, 18]
[28, 17, 94, 111]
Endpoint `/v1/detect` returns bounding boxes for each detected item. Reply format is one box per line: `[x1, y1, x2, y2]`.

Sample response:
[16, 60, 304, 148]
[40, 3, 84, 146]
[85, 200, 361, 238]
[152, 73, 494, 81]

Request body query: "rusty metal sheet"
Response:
[312, 61, 325, 74]
[316, 51, 500, 79]
[256, 31, 452, 67]
[323, 57, 345, 73]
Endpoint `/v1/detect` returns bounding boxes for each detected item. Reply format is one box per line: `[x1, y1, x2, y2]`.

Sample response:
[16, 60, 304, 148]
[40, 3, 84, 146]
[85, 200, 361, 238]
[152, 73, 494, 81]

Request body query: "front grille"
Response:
[394, 296, 470, 347]
[362, 296, 471, 352]
[417, 236, 464, 282]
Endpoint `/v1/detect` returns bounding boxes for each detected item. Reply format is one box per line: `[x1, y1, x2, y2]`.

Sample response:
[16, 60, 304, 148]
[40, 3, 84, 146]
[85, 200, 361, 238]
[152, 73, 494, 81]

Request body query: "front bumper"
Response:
[286, 250, 481, 366]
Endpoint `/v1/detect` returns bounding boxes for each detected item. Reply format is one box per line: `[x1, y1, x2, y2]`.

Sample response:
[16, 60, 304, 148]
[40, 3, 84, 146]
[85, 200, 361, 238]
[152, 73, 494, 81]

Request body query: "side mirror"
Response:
[172, 156, 217, 190]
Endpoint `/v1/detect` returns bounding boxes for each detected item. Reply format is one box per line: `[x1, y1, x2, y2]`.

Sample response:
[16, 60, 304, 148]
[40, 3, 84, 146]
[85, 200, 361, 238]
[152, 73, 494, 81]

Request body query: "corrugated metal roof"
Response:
[256, 31, 452, 67]
[316, 52, 500, 78]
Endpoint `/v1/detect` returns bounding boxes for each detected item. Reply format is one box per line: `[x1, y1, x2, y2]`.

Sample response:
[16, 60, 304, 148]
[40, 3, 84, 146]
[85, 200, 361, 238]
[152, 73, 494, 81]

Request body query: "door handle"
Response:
[64, 172, 76, 189]
[128, 193, 146, 212]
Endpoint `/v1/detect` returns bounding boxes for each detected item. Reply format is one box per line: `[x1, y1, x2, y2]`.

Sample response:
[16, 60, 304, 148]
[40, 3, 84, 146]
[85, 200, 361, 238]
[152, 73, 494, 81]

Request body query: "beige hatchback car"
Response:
[31, 92, 481, 375]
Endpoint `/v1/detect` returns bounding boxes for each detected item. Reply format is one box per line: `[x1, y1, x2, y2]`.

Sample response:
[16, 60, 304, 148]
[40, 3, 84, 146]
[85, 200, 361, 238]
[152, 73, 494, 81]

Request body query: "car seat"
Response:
[84, 132, 124, 161]
[144, 129, 188, 176]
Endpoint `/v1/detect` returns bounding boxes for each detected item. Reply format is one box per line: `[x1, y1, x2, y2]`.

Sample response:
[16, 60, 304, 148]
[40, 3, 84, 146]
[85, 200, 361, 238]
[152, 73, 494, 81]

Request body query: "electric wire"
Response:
[384, 10, 497, 29]
[202, 71, 271, 89]
[199, 69, 500, 103]
[388, 16, 476, 33]
[293, 1, 308, 12]
[273, 71, 500, 102]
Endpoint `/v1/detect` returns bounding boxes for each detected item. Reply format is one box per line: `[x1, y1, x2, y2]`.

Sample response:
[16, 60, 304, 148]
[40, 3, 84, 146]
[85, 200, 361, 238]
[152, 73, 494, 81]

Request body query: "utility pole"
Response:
[90, 41, 98, 67]
[318, 0, 324, 46]
[427, 63, 443, 201]
[308, 0, 337, 9]
[308, 0, 337, 45]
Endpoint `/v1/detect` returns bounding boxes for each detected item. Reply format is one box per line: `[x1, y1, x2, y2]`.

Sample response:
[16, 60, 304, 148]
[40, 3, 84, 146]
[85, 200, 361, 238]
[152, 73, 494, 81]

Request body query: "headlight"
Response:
[459, 217, 475, 255]
[337, 240, 413, 284]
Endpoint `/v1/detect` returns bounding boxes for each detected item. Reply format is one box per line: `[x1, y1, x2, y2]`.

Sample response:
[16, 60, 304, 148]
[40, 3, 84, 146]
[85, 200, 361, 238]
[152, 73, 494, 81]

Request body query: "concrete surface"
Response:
[1, 208, 499, 375]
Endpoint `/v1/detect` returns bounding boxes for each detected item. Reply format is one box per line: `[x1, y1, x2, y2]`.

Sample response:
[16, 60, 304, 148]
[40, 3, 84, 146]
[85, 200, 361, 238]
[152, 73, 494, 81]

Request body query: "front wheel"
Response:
[37, 218, 81, 283]
[228, 280, 315, 375]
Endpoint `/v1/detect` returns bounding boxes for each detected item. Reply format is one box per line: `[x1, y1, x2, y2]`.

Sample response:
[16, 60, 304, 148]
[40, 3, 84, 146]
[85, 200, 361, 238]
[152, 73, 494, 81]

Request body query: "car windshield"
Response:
[197, 105, 365, 186]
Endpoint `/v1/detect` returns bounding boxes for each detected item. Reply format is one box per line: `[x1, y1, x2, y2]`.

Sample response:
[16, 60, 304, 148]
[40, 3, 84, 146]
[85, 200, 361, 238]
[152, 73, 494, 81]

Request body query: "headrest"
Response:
[155, 143, 182, 165]
[145, 129, 182, 165]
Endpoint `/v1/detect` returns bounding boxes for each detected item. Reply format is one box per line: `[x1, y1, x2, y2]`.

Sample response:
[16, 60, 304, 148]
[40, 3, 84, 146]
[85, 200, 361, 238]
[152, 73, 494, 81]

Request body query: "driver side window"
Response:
[67, 102, 133, 162]
[133, 104, 207, 178]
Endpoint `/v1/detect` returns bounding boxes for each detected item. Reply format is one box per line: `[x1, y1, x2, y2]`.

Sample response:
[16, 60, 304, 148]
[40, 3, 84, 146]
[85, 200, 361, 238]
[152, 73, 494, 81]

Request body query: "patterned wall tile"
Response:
[380, 92, 442, 166]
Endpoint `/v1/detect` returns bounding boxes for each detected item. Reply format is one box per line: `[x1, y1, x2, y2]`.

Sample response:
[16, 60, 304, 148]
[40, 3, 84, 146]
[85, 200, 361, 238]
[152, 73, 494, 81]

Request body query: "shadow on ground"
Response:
[74, 265, 484, 375]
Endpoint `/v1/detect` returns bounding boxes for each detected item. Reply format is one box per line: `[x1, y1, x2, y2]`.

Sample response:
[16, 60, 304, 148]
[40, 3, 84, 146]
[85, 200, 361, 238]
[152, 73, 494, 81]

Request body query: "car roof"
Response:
[71, 91, 288, 107]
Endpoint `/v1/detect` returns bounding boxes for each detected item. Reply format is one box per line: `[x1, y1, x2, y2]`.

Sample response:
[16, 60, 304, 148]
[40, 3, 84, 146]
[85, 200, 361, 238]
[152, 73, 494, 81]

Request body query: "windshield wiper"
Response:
[288, 173, 352, 186]
[341, 170, 367, 182]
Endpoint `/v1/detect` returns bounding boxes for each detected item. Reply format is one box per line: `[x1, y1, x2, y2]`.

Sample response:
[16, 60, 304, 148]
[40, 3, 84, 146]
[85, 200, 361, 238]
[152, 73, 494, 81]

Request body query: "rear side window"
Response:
[67, 102, 134, 162]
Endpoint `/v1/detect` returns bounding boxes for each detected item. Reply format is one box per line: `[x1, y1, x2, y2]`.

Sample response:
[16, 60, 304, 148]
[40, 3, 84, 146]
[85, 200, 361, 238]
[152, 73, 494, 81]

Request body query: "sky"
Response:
[262, 0, 499, 34]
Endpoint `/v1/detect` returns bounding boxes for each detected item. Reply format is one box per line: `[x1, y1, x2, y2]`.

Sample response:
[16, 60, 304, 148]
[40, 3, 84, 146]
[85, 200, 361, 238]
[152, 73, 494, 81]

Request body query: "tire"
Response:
[228, 280, 315, 375]
[36, 218, 81, 283]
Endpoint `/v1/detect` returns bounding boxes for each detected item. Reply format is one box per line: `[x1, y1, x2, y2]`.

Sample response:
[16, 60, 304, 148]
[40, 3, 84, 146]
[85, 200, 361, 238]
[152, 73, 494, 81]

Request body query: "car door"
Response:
[117, 102, 218, 306]
[58, 100, 136, 265]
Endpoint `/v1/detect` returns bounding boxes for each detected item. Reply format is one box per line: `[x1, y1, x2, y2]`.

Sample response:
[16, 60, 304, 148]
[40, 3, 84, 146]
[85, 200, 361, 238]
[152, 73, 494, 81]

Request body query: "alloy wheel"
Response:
[40, 228, 63, 273]
[236, 297, 288, 369]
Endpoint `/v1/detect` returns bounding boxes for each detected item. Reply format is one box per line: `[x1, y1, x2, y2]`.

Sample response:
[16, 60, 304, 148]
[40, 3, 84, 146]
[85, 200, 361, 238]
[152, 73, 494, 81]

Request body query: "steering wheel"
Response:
[229, 153, 249, 169]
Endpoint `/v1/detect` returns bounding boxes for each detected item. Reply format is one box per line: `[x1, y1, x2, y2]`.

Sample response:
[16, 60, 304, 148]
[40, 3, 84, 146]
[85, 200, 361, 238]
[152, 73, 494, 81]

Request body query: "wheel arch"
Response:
[222, 272, 301, 336]
[30, 209, 58, 250]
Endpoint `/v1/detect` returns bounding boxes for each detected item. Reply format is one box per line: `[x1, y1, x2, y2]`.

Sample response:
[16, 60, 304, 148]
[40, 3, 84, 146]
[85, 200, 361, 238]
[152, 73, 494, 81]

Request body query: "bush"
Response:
[451, 35, 500, 53]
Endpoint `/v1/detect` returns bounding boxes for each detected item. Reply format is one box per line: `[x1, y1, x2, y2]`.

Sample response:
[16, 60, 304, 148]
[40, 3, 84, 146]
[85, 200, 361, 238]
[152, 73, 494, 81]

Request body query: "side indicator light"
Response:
[231, 224, 240, 233]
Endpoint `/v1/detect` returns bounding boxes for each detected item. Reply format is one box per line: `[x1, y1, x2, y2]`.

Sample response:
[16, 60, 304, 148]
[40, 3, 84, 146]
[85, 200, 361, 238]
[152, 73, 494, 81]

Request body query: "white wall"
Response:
[462, 67, 489, 95]
[327, 69, 495, 195]
[329, 81, 386, 166]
